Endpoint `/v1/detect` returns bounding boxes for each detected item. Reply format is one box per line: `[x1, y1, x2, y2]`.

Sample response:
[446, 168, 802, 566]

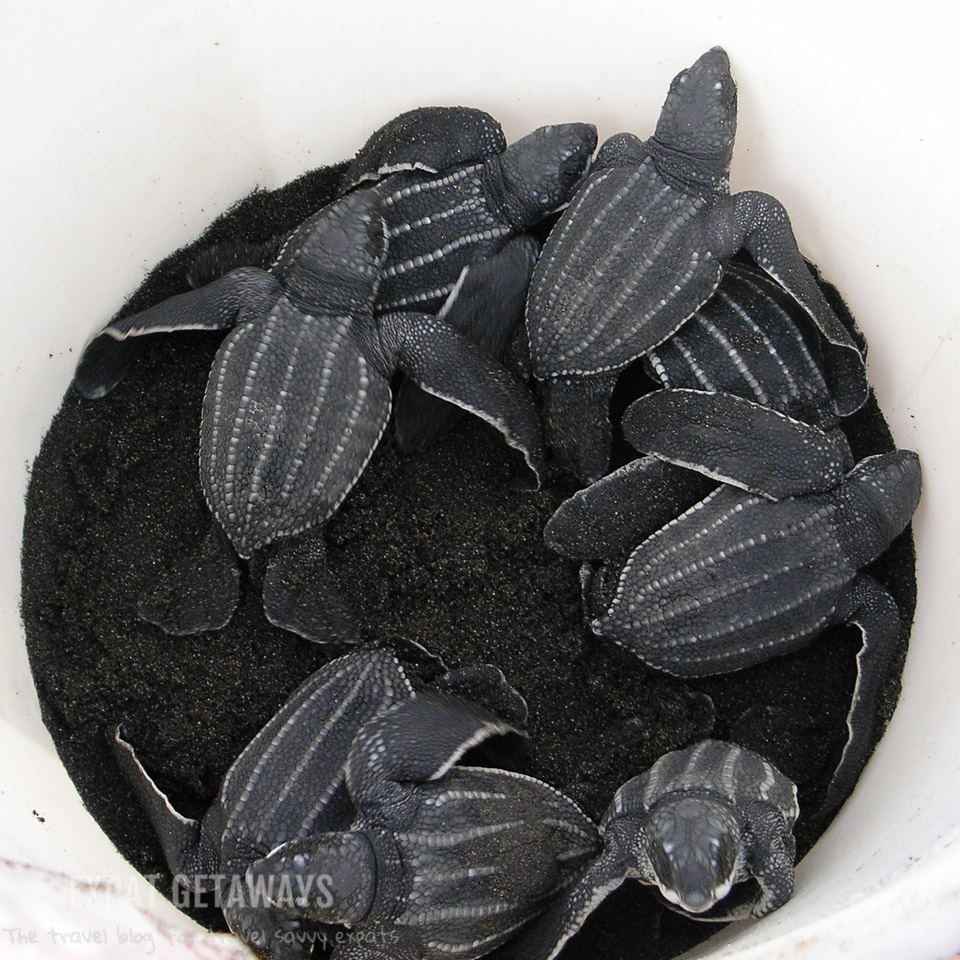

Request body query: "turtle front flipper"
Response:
[497, 846, 629, 960]
[377, 311, 546, 485]
[821, 573, 904, 816]
[346, 692, 523, 806]
[726, 191, 868, 416]
[622, 388, 848, 500]
[392, 235, 540, 453]
[545, 455, 713, 559]
[74, 267, 281, 399]
[107, 725, 219, 888]
[262, 529, 360, 644]
[136, 522, 240, 635]
[741, 801, 796, 919]
[341, 105, 507, 193]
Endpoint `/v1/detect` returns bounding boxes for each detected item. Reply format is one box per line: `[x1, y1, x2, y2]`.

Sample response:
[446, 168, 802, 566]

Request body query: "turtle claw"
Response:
[137, 524, 240, 635]
[262, 535, 360, 645]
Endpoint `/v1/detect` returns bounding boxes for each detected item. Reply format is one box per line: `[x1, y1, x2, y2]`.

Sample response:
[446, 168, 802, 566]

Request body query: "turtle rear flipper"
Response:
[392, 235, 540, 453]
[378, 311, 546, 486]
[539, 371, 619, 484]
[74, 267, 280, 398]
[136, 523, 240, 635]
[107, 725, 219, 887]
[262, 532, 360, 644]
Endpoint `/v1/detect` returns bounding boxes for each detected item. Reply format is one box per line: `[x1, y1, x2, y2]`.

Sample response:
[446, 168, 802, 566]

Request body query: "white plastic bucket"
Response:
[2, 3, 958, 958]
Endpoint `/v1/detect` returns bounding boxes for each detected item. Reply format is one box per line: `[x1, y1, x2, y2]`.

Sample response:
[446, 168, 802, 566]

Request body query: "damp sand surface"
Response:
[21, 160, 916, 959]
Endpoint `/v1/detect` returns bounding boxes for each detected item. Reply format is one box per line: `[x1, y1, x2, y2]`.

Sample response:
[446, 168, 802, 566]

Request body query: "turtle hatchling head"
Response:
[246, 832, 377, 924]
[493, 122, 597, 228]
[643, 795, 742, 914]
[654, 47, 737, 172]
[273, 189, 387, 316]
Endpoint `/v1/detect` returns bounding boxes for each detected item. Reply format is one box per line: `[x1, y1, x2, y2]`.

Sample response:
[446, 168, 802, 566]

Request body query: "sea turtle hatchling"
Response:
[525, 46, 867, 482]
[545, 388, 921, 813]
[108, 646, 529, 960]
[186, 107, 596, 452]
[74, 190, 546, 641]
[245, 689, 601, 960]
[501, 740, 798, 960]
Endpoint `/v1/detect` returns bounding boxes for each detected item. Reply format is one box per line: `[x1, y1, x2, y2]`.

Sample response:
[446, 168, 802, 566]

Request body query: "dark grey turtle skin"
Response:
[525, 47, 867, 482]
[644, 257, 859, 440]
[185, 111, 597, 452]
[108, 647, 530, 960]
[368, 121, 595, 317]
[245, 692, 601, 960]
[74, 190, 546, 640]
[340, 106, 508, 194]
[392, 234, 540, 453]
[545, 388, 922, 813]
[501, 740, 798, 960]
[362, 117, 595, 451]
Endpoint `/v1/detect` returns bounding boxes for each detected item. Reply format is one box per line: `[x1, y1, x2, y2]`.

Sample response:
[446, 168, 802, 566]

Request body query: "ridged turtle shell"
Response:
[216, 650, 412, 873]
[200, 297, 391, 558]
[374, 766, 600, 958]
[527, 156, 724, 379]
[608, 739, 798, 829]
[644, 259, 836, 428]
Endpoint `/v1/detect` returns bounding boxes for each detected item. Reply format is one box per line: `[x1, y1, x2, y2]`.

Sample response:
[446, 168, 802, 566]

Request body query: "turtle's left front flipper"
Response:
[377, 311, 546, 485]
[74, 267, 281, 398]
[392, 235, 540, 453]
[725, 191, 868, 416]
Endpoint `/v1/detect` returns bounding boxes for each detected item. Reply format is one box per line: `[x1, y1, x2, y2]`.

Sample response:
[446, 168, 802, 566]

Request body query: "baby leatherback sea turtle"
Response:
[344, 108, 597, 451]
[186, 107, 596, 451]
[109, 646, 530, 960]
[74, 190, 546, 640]
[545, 388, 922, 812]
[525, 47, 867, 482]
[502, 740, 798, 960]
[245, 690, 600, 960]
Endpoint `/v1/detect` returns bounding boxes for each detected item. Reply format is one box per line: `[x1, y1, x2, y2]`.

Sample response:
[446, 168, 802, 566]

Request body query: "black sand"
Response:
[21, 159, 916, 959]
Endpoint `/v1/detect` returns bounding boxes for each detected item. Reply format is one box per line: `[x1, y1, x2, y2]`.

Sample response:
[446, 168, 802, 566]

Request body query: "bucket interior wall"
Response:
[2, 4, 958, 957]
